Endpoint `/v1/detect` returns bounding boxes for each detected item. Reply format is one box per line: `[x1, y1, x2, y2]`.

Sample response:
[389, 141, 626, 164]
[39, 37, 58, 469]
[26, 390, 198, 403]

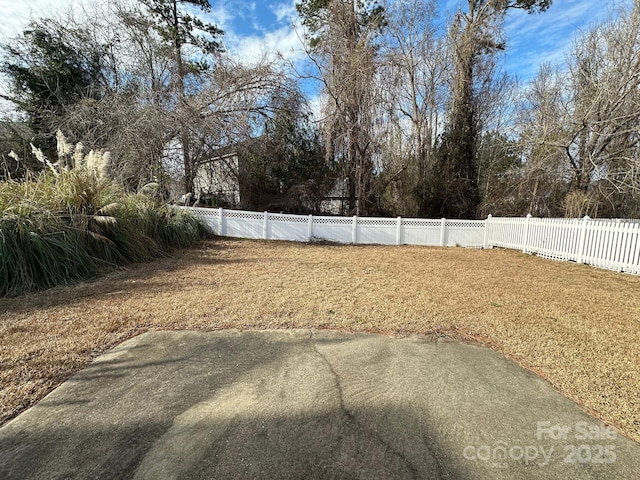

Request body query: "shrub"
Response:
[0, 169, 207, 296]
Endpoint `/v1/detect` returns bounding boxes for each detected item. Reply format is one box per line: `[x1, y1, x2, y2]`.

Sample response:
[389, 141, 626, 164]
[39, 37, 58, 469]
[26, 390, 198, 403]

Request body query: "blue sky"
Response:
[204, 0, 634, 80]
[0, 0, 634, 87]
[502, 0, 633, 81]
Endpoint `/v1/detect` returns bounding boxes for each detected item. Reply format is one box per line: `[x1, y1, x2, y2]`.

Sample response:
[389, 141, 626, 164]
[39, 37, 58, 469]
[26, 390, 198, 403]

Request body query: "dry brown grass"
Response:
[1, 238, 639, 442]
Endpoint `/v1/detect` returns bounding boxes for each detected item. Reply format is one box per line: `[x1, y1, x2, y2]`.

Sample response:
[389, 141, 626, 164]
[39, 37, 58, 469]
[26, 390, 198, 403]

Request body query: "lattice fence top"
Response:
[446, 220, 486, 228]
[270, 214, 309, 224]
[313, 216, 353, 225]
[225, 210, 264, 220]
[402, 219, 442, 227]
[184, 206, 219, 217]
[357, 217, 398, 226]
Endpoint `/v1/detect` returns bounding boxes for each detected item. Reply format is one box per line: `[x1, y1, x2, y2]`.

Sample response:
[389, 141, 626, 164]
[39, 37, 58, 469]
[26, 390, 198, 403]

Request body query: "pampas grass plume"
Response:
[73, 142, 85, 169]
[30, 143, 58, 175]
[56, 130, 73, 159]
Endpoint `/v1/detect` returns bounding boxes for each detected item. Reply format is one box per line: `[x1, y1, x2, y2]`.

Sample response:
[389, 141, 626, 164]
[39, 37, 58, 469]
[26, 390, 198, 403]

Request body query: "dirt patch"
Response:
[1, 238, 639, 442]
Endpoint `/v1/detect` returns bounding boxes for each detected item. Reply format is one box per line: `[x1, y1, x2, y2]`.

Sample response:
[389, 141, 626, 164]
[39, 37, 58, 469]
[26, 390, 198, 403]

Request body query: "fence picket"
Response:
[574, 217, 583, 261]
[522, 214, 531, 253]
[619, 222, 630, 271]
[605, 223, 616, 269]
[595, 220, 606, 268]
[623, 222, 633, 271]
[632, 224, 640, 274]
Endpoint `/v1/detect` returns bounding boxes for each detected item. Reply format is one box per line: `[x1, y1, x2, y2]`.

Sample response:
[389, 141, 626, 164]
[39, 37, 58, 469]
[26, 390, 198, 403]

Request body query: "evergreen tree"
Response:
[296, 0, 385, 214]
[1, 22, 106, 159]
[137, 0, 224, 193]
[430, 0, 552, 218]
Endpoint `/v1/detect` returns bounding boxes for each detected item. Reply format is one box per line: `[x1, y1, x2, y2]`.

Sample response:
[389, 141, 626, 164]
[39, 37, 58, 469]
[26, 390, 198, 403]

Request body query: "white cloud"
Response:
[209, 0, 259, 29]
[199, 0, 309, 68]
[503, 0, 633, 81]
[270, 0, 298, 23]
[0, 0, 74, 41]
[228, 23, 306, 66]
[205, 4, 234, 32]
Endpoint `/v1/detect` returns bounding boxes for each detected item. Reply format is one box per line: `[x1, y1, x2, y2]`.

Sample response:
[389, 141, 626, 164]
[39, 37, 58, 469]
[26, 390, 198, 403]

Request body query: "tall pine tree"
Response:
[430, 0, 552, 218]
[137, 0, 223, 193]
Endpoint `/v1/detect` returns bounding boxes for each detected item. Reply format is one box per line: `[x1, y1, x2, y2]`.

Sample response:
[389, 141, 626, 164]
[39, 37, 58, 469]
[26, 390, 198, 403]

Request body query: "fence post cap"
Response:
[583, 215, 591, 220]
[487, 214, 492, 219]
[526, 213, 532, 218]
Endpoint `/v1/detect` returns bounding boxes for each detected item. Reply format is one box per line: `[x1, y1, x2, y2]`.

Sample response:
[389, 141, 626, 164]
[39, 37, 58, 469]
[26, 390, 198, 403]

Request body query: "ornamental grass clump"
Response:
[0, 133, 207, 296]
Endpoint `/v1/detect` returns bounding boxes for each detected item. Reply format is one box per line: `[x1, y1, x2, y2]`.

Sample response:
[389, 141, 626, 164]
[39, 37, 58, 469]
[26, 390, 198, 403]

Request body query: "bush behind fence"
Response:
[182, 207, 640, 275]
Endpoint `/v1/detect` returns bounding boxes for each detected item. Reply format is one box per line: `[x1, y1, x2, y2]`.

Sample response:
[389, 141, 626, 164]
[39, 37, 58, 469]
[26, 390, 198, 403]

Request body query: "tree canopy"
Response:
[5, 0, 640, 218]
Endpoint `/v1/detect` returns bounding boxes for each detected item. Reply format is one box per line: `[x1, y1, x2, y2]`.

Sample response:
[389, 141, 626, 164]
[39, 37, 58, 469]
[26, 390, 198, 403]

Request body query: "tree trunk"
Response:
[172, 0, 193, 194]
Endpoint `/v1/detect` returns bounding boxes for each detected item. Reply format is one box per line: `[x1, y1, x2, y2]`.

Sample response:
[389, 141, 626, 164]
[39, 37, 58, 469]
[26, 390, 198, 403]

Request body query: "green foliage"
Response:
[296, 0, 386, 49]
[0, 170, 206, 296]
[476, 131, 523, 216]
[2, 24, 104, 107]
[0, 22, 107, 158]
[240, 90, 333, 213]
[138, 0, 224, 69]
[267, 96, 331, 188]
[509, 0, 553, 14]
[424, 121, 481, 219]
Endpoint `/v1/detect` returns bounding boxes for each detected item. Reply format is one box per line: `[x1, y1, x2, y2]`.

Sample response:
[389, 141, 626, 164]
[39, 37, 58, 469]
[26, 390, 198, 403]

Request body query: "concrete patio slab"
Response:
[1, 329, 639, 479]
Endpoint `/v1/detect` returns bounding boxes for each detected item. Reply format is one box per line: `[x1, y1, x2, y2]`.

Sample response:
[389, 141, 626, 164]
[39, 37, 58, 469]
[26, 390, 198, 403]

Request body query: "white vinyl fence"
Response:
[486, 215, 640, 275]
[183, 207, 486, 247]
[182, 207, 640, 275]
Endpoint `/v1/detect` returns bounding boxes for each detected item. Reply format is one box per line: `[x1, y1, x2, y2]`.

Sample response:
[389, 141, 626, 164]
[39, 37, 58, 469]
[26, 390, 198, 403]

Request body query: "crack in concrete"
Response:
[309, 332, 423, 479]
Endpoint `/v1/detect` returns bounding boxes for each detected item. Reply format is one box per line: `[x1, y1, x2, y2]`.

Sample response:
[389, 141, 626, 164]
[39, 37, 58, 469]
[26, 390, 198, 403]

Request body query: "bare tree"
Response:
[374, 0, 449, 215]
[518, 4, 640, 217]
[565, 7, 640, 214]
[135, 0, 223, 194]
[431, 0, 552, 219]
[297, 0, 386, 215]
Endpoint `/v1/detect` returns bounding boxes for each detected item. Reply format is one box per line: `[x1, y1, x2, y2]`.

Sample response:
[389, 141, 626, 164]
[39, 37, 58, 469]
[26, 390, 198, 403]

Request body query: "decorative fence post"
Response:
[396, 217, 402, 246]
[577, 215, 590, 264]
[483, 214, 492, 249]
[263, 211, 269, 240]
[307, 214, 313, 242]
[218, 207, 225, 236]
[352, 215, 358, 244]
[440, 218, 446, 247]
[522, 214, 532, 253]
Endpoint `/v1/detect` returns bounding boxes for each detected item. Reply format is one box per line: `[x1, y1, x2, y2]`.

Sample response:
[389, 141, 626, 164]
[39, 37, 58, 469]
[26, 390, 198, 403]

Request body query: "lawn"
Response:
[1, 238, 639, 443]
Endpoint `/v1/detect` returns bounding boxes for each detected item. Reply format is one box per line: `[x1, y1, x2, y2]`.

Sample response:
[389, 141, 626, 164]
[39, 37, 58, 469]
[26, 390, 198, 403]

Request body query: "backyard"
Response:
[0, 238, 639, 444]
